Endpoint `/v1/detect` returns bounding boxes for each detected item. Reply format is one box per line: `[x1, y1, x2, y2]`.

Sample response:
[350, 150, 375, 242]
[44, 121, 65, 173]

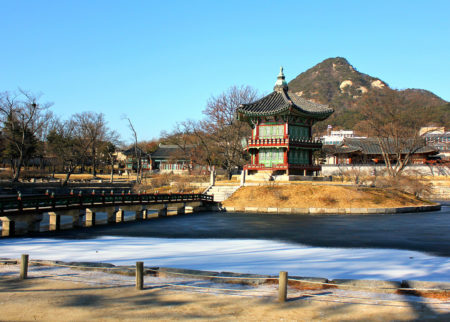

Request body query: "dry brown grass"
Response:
[222, 184, 433, 209]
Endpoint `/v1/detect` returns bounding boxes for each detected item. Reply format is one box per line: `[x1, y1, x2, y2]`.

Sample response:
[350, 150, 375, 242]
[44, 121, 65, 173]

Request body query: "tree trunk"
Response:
[93, 150, 97, 177]
[62, 168, 74, 187]
[226, 168, 232, 180]
[110, 159, 114, 183]
[12, 156, 23, 182]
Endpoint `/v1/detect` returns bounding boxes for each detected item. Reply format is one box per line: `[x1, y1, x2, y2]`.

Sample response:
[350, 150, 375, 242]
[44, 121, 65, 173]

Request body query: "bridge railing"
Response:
[0, 193, 214, 215]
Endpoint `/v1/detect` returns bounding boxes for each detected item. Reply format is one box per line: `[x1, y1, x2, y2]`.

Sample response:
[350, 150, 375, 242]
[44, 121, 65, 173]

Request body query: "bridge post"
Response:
[85, 209, 96, 227]
[135, 206, 145, 221]
[177, 203, 186, 215]
[157, 204, 167, 217]
[115, 209, 124, 223]
[106, 210, 116, 224]
[72, 211, 85, 228]
[1, 217, 15, 237]
[142, 209, 149, 219]
[26, 214, 43, 233]
[48, 212, 61, 231]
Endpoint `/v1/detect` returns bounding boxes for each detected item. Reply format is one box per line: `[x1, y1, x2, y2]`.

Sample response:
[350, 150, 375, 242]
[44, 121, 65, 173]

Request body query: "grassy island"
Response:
[222, 184, 434, 209]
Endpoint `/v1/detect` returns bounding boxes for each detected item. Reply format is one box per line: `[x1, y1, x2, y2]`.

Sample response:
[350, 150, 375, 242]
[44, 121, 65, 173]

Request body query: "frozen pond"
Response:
[1, 236, 449, 281]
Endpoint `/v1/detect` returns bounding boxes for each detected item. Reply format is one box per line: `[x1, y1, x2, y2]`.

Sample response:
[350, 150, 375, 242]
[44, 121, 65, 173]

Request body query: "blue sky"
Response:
[1, 0, 449, 142]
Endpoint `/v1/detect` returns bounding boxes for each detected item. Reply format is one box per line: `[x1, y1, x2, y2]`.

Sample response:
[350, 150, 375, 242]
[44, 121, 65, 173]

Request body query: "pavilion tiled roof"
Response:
[237, 89, 333, 119]
[237, 67, 333, 120]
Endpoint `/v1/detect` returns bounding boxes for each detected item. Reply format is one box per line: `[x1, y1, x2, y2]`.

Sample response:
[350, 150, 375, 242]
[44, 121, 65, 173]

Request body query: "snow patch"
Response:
[1, 236, 448, 282]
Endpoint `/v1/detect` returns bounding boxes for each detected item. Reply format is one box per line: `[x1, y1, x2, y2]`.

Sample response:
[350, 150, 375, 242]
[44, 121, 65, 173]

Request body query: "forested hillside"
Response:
[287, 57, 449, 134]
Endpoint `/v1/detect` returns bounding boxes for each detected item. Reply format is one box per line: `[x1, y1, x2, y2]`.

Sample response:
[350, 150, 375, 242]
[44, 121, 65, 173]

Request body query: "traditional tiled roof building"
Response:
[150, 144, 192, 173]
[323, 138, 438, 165]
[237, 67, 333, 176]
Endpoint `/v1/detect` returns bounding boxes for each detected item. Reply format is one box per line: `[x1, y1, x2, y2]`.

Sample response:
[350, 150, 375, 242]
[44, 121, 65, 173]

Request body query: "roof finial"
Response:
[274, 66, 288, 92]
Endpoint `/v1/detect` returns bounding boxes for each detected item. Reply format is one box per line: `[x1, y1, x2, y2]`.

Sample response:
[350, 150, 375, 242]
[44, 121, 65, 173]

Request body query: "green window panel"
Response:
[259, 148, 284, 167]
[288, 125, 310, 139]
[259, 125, 284, 138]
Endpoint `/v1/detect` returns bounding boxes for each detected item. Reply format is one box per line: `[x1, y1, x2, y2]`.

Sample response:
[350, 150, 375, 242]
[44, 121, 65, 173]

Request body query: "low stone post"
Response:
[278, 271, 288, 302]
[48, 212, 60, 231]
[240, 170, 246, 186]
[20, 254, 29, 280]
[210, 170, 216, 186]
[85, 209, 96, 227]
[136, 261, 144, 290]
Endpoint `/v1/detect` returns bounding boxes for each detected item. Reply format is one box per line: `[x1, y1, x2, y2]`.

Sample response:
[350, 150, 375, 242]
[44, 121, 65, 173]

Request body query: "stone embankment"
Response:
[431, 185, 450, 200]
[221, 204, 441, 215]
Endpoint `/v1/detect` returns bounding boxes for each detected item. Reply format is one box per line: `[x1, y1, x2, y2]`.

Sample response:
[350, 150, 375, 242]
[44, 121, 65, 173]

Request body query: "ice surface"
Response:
[0, 236, 449, 281]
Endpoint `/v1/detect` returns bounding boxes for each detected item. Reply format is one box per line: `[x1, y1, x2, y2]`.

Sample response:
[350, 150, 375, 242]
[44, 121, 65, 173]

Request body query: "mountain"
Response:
[287, 57, 448, 133]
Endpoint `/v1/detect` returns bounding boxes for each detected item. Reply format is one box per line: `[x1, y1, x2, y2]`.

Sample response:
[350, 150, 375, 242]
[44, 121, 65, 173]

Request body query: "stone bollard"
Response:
[136, 261, 144, 290]
[210, 170, 216, 186]
[278, 271, 288, 302]
[20, 254, 29, 280]
[240, 170, 246, 185]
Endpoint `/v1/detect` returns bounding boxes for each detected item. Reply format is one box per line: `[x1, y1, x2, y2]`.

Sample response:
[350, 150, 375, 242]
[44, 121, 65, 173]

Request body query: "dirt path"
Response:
[1, 272, 449, 321]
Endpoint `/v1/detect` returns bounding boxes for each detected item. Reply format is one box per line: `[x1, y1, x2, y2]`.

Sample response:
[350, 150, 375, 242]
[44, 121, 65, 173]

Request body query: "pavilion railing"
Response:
[246, 136, 322, 147]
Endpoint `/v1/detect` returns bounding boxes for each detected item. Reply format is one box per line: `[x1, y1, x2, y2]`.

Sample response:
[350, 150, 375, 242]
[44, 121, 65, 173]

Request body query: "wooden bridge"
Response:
[0, 192, 215, 237]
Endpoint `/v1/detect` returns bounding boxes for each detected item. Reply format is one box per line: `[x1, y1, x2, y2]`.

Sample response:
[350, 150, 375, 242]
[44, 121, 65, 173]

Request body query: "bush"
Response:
[375, 175, 432, 198]
[319, 195, 337, 205]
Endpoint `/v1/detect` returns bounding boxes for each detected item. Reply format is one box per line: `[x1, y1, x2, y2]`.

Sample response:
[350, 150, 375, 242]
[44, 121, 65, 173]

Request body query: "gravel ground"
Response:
[1, 263, 449, 321]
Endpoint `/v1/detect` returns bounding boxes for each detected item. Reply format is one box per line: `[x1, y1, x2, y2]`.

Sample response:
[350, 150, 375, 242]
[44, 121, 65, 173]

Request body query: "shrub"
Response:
[375, 175, 432, 198]
[319, 195, 337, 205]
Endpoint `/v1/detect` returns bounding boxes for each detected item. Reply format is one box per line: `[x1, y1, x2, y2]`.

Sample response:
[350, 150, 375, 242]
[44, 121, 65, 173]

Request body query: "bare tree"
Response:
[125, 117, 143, 183]
[0, 89, 53, 181]
[73, 112, 109, 177]
[359, 89, 425, 177]
[161, 120, 208, 174]
[47, 118, 89, 185]
[103, 141, 117, 183]
[201, 85, 259, 179]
